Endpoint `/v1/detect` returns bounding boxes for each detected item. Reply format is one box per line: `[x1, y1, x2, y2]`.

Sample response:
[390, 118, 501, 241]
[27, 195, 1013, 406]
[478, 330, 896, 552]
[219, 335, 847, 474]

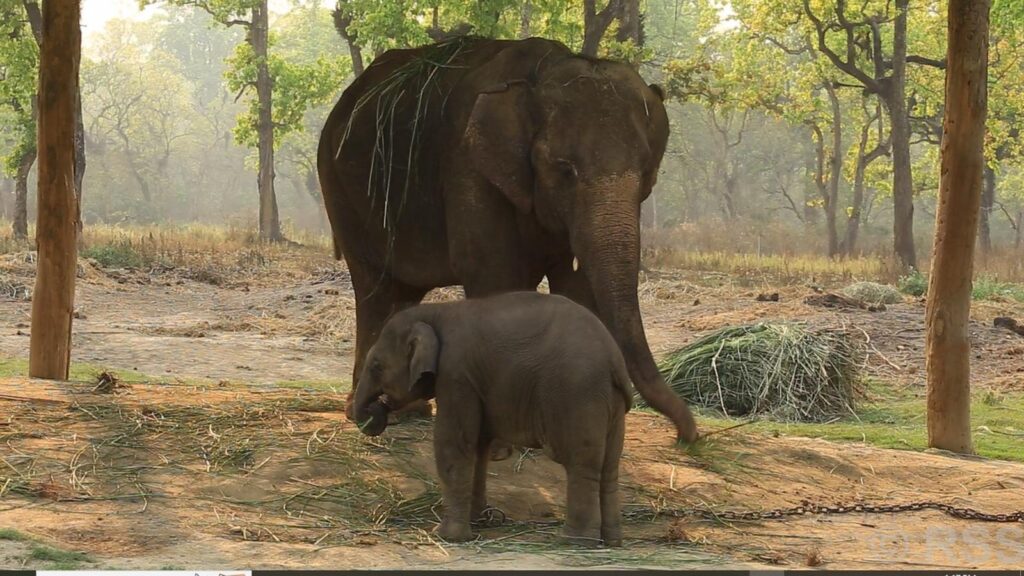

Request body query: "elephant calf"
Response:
[352, 291, 633, 547]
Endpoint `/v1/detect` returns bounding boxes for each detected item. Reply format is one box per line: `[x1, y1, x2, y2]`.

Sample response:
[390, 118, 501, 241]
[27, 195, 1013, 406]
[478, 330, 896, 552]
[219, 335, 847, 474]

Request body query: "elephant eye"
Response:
[555, 158, 578, 180]
[370, 359, 383, 375]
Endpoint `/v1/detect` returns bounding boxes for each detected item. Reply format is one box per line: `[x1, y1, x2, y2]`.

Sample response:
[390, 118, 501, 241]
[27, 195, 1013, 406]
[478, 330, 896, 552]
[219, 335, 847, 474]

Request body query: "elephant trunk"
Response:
[352, 368, 390, 436]
[573, 173, 699, 443]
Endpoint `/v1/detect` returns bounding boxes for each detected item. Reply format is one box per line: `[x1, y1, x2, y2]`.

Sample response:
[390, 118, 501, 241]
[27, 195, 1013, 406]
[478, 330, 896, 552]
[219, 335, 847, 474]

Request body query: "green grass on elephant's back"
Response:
[344, 36, 480, 236]
[646, 322, 864, 423]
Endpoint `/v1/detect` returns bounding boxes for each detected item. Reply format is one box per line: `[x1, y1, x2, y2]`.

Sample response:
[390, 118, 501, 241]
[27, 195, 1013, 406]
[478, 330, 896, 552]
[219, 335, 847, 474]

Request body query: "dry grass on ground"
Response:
[0, 224, 1022, 569]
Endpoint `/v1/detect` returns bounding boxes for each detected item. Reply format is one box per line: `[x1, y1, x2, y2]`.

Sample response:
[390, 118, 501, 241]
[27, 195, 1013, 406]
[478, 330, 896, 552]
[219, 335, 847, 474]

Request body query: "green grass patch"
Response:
[0, 357, 168, 385]
[972, 275, 1024, 302]
[0, 528, 28, 541]
[28, 544, 91, 569]
[271, 379, 349, 392]
[0, 357, 351, 393]
[899, 270, 1024, 303]
[81, 238, 161, 269]
[693, 382, 1024, 462]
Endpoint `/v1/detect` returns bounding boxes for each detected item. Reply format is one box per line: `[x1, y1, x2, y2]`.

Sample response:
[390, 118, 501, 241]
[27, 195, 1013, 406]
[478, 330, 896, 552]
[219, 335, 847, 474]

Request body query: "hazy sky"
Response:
[80, 0, 334, 46]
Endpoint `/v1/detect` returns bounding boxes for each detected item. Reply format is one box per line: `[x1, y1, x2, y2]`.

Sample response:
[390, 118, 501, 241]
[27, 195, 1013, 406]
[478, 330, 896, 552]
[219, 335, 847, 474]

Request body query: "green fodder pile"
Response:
[841, 281, 903, 305]
[649, 323, 865, 422]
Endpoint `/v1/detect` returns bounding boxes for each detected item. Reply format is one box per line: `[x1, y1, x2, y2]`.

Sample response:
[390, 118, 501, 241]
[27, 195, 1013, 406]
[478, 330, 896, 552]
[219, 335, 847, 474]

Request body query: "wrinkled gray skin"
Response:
[318, 36, 698, 443]
[354, 292, 632, 547]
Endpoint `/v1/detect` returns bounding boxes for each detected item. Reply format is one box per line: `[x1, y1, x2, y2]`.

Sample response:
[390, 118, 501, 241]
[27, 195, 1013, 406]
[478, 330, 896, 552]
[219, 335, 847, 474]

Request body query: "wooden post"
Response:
[925, 0, 990, 453]
[29, 0, 81, 380]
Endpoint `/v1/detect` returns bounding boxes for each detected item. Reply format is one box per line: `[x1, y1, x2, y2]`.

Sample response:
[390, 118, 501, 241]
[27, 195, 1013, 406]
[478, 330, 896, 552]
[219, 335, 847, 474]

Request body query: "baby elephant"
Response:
[351, 291, 633, 547]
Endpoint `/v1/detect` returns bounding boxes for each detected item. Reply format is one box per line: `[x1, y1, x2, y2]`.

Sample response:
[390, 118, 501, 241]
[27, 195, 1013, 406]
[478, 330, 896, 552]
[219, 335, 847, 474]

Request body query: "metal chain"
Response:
[474, 501, 1024, 529]
[688, 500, 1024, 523]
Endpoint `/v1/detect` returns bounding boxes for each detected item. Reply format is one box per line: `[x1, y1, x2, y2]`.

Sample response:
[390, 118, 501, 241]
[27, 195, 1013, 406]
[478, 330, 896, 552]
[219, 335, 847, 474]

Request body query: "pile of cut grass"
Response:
[649, 323, 865, 422]
[842, 281, 903, 305]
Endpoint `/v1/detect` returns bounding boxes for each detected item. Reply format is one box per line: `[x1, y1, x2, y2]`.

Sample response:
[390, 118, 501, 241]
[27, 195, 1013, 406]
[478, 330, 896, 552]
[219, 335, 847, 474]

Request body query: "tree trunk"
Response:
[74, 89, 85, 235]
[803, 130, 820, 224]
[519, 0, 532, 39]
[846, 108, 888, 257]
[888, 0, 917, 270]
[809, 124, 829, 240]
[978, 164, 995, 254]
[0, 177, 10, 220]
[616, 0, 640, 44]
[332, 3, 364, 76]
[582, 0, 620, 57]
[847, 160, 867, 258]
[29, 0, 80, 380]
[1015, 210, 1024, 248]
[824, 84, 842, 258]
[252, 1, 282, 242]
[721, 174, 738, 220]
[13, 149, 35, 239]
[925, 0, 989, 455]
[1017, 210, 1023, 249]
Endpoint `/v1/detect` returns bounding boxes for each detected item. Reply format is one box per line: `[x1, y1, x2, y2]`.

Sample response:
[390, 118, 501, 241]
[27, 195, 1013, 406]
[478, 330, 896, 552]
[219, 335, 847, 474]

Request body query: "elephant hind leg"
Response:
[471, 436, 492, 520]
[599, 408, 626, 547]
[347, 263, 429, 420]
[562, 461, 604, 548]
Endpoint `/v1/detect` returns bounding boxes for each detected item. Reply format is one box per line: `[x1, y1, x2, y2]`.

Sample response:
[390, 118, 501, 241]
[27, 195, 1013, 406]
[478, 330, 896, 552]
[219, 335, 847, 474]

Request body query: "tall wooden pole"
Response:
[925, 0, 990, 453]
[29, 0, 81, 380]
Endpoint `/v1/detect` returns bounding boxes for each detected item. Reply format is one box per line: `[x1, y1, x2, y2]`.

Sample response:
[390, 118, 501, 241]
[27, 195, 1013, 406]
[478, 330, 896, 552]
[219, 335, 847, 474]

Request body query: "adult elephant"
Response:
[317, 36, 699, 443]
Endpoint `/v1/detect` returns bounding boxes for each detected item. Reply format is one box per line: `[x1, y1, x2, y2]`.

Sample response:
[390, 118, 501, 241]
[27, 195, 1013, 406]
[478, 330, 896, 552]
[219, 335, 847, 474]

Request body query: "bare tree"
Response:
[925, 0, 990, 454]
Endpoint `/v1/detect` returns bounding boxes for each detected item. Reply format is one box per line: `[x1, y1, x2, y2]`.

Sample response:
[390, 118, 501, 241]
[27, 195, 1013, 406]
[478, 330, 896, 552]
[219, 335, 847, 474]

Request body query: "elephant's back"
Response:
[467, 292, 621, 359]
[317, 38, 522, 285]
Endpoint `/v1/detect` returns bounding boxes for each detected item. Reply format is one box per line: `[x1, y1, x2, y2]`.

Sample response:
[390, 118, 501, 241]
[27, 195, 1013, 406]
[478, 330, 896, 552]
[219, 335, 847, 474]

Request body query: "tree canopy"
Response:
[0, 0, 1021, 258]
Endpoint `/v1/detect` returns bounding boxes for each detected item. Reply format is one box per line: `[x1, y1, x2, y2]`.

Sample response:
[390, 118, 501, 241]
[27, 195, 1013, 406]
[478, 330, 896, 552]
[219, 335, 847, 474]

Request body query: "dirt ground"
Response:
[1, 252, 1023, 570]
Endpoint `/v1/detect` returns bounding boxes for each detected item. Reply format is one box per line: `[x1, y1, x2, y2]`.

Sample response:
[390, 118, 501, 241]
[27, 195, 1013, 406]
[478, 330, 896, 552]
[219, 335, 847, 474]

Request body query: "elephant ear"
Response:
[464, 82, 535, 214]
[648, 83, 666, 102]
[407, 322, 440, 395]
[462, 39, 570, 214]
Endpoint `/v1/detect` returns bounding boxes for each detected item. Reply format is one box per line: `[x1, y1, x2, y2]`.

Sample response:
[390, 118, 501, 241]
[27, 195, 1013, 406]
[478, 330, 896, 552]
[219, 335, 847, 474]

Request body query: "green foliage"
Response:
[897, 269, 928, 297]
[224, 39, 348, 150]
[81, 240, 160, 269]
[898, 270, 1024, 303]
[972, 276, 1024, 303]
[0, 0, 39, 175]
[143, 1, 350, 158]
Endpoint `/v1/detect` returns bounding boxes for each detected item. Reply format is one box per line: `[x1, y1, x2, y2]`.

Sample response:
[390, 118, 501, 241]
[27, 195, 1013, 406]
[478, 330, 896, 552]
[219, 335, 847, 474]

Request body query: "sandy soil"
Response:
[0, 256, 1022, 570]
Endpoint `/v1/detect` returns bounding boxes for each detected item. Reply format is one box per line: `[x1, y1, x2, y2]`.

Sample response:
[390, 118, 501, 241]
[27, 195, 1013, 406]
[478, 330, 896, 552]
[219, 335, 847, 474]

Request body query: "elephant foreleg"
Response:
[433, 397, 483, 542]
[348, 264, 428, 420]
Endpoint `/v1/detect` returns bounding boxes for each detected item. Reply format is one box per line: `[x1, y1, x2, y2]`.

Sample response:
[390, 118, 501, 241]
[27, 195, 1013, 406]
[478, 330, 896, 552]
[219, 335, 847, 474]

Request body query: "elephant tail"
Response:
[611, 353, 634, 414]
